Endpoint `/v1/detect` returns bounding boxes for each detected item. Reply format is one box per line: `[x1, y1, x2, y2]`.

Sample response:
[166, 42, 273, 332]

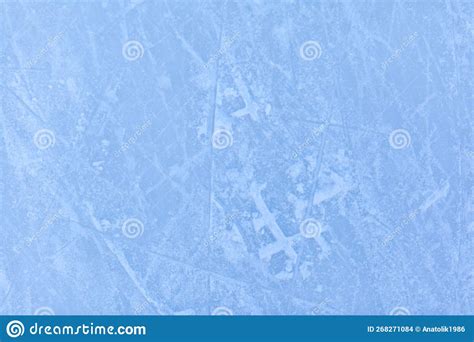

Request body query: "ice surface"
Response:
[0, 0, 472, 315]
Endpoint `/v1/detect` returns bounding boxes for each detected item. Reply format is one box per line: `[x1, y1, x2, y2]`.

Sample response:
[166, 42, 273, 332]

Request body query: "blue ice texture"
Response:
[0, 0, 472, 315]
